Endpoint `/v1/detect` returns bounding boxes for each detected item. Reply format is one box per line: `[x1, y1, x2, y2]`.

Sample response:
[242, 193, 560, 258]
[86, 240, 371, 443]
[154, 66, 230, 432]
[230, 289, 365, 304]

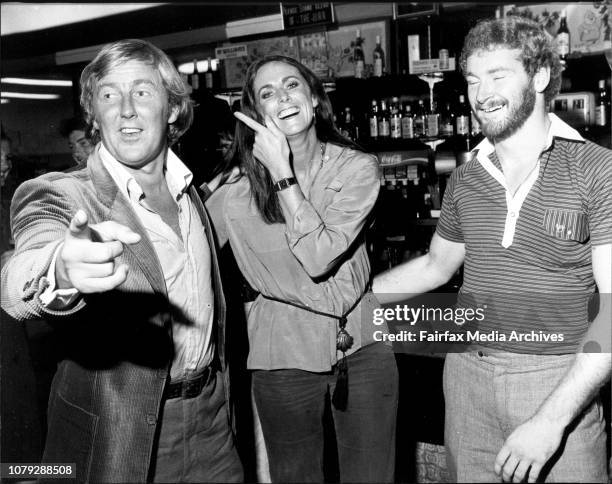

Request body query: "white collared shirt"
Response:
[43, 144, 215, 379]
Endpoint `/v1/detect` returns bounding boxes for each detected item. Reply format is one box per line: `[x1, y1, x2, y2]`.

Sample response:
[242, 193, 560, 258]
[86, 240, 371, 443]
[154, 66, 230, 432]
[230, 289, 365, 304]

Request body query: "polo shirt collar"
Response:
[473, 112, 584, 163]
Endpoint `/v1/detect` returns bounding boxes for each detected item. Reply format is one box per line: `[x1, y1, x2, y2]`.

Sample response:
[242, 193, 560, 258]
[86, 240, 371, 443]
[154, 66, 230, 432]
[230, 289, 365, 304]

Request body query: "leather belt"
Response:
[165, 365, 216, 400]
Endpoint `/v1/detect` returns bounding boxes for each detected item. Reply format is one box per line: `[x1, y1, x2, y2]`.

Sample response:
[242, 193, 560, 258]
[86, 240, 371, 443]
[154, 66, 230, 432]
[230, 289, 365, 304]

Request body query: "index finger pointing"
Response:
[91, 221, 141, 245]
[234, 111, 266, 133]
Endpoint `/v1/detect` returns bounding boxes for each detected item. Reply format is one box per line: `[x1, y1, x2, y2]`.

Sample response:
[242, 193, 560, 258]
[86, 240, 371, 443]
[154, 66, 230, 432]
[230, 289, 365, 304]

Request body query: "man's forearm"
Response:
[374, 233, 465, 304]
[535, 352, 610, 429]
[373, 253, 450, 304]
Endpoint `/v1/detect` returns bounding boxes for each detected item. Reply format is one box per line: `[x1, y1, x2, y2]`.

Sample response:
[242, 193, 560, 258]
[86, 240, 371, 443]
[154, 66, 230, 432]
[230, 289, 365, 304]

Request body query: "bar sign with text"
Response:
[282, 3, 334, 29]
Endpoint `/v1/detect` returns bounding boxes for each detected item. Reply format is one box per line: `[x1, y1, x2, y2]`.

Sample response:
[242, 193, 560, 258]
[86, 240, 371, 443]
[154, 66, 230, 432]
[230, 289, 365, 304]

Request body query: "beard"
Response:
[477, 81, 537, 142]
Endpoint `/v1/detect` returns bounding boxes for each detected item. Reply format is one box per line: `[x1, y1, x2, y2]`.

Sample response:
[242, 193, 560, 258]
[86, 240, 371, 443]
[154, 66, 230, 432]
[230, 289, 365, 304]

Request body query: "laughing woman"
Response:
[206, 55, 398, 483]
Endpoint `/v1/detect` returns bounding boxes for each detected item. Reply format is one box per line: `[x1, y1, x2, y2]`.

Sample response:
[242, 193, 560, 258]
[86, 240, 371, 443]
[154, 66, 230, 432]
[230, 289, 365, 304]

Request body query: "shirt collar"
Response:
[473, 112, 584, 164]
[98, 143, 193, 202]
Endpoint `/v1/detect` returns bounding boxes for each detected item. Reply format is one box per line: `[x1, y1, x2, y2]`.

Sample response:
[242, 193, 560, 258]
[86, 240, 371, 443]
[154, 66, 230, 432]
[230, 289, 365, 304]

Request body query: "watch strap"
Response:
[273, 177, 297, 192]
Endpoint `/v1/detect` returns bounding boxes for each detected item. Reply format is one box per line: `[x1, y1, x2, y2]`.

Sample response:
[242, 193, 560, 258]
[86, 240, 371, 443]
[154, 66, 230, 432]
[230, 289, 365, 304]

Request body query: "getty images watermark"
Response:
[362, 292, 610, 354]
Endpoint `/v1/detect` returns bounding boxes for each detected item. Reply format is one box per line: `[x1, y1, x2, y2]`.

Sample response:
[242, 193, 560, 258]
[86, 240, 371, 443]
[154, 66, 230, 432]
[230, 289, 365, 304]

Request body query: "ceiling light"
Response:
[178, 62, 195, 75]
[1, 92, 60, 100]
[1, 99, 9, 104]
[1, 77, 73, 87]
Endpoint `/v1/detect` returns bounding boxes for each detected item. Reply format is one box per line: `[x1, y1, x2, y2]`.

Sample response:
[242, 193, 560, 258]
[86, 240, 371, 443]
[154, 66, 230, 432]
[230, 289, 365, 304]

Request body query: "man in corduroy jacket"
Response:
[1, 39, 243, 483]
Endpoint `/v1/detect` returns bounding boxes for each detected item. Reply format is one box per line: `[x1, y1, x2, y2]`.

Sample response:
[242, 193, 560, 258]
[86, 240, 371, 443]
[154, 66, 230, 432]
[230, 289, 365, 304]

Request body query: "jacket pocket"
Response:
[542, 209, 589, 242]
[43, 393, 98, 483]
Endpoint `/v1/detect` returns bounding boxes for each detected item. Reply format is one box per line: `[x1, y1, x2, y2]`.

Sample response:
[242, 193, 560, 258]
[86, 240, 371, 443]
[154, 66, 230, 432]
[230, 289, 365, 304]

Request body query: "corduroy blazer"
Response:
[0, 148, 229, 483]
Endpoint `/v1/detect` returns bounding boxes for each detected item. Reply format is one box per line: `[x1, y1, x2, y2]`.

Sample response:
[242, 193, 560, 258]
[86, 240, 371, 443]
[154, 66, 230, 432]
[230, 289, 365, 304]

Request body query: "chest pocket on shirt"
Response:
[326, 178, 344, 192]
[542, 209, 589, 242]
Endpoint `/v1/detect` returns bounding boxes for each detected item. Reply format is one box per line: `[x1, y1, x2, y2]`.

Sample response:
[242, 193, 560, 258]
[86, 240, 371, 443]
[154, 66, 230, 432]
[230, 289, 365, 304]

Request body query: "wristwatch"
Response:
[273, 177, 297, 192]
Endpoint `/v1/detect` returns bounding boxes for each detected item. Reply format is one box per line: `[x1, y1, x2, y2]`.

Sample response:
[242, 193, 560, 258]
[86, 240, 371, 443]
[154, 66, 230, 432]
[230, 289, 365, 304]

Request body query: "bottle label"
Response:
[441, 121, 454, 137]
[379, 119, 390, 137]
[355, 60, 364, 78]
[596, 105, 607, 126]
[390, 117, 401, 138]
[369, 117, 379, 138]
[374, 58, 383, 77]
[557, 33, 570, 56]
[456, 115, 469, 136]
[426, 114, 439, 137]
[402, 117, 414, 138]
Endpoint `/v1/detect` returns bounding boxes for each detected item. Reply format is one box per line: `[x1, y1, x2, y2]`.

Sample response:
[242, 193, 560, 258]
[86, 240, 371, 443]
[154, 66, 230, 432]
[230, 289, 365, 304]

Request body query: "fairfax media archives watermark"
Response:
[362, 292, 611, 355]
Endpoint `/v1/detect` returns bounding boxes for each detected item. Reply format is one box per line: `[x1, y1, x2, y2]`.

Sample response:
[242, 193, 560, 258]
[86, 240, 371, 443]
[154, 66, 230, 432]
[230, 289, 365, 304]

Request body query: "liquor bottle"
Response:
[390, 97, 402, 139]
[455, 94, 470, 138]
[378, 99, 391, 138]
[595, 79, 610, 127]
[557, 9, 570, 67]
[439, 102, 455, 137]
[340, 107, 357, 140]
[401, 103, 414, 139]
[373, 35, 385, 77]
[414, 99, 426, 138]
[354, 30, 365, 79]
[453, 94, 472, 160]
[470, 111, 481, 137]
[425, 101, 439, 138]
[470, 110, 483, 146]
[369, 99, 379, 139]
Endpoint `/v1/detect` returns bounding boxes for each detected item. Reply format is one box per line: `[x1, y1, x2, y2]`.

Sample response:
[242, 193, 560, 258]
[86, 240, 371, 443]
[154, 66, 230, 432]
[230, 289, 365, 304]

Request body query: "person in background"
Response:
[1, 39, 243, 482]
[59, 116, 95, 168]
[206, 55, 398, 483]
[374, 16, 611, 483]
[1, 129, 16, 262]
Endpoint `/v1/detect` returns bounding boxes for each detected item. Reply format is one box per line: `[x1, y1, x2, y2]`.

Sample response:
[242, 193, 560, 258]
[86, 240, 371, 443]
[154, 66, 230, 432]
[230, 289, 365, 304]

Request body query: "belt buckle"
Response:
[183, 366, 212, 399]
[166, 363, 217, 400]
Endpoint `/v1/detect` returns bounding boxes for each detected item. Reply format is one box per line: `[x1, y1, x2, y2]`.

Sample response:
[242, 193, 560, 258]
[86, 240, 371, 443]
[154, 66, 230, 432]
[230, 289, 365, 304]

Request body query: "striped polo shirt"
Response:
[436, 114, 612, 353]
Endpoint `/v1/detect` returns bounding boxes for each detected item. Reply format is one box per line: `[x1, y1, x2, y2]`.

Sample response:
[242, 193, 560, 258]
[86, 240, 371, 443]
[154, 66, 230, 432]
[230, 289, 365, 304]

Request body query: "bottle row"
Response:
[337, 94, 482, 143]
[337, 75, 610, 144]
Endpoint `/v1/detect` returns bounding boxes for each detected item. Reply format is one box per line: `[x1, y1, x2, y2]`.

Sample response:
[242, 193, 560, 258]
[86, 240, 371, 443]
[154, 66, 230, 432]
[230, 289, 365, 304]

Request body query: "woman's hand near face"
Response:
[234, 111, 293, 181]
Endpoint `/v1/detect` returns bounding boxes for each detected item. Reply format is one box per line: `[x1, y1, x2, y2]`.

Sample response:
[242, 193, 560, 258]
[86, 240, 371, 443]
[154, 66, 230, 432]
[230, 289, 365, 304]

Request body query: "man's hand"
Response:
[56, 210, 141, 293]
[234, 111, 292, 181]
[494, 416, 565, 483]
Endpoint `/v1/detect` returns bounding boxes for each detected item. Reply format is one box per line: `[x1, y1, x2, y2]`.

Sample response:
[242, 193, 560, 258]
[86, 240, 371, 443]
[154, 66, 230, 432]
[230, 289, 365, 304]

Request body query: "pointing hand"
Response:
[56, 210, 141, 293]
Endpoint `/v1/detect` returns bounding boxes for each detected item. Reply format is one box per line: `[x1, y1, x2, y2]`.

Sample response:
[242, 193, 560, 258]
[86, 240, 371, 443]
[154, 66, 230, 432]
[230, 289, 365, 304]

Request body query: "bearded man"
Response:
[374, 16, 611, 483]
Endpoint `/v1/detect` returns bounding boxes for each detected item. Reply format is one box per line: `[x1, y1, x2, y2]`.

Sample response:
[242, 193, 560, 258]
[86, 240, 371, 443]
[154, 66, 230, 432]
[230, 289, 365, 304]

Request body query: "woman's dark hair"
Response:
[459, 16, 562, 105]
[227, 55, 359, 224]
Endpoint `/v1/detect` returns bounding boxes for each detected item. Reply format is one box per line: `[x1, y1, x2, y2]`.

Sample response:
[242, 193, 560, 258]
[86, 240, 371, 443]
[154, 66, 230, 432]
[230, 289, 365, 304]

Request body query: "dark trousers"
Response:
[151, 370, 243, 483]
[253, 342, 399, 483]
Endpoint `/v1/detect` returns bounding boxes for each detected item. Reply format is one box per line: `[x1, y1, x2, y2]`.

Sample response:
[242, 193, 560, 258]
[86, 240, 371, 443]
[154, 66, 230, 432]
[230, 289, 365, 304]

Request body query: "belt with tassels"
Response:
[260, 285, 370, 411]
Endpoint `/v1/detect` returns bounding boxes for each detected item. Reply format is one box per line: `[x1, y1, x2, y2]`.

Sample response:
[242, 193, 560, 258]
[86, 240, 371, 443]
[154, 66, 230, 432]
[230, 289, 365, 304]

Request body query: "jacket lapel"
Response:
[88, 148, 167, 296]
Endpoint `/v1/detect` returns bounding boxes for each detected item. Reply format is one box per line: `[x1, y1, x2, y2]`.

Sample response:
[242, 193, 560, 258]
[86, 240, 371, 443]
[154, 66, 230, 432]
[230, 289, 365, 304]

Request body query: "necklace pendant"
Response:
[336, 327, 354, 352]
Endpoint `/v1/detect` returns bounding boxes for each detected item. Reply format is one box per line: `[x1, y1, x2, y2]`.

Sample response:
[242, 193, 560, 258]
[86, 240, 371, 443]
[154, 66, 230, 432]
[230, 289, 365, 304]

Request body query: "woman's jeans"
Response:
[252, 342, 399, 483]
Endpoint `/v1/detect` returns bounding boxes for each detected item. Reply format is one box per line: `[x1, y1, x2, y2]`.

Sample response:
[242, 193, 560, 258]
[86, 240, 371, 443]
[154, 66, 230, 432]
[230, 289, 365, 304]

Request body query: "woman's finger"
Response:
[234, 111, 266, 133]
